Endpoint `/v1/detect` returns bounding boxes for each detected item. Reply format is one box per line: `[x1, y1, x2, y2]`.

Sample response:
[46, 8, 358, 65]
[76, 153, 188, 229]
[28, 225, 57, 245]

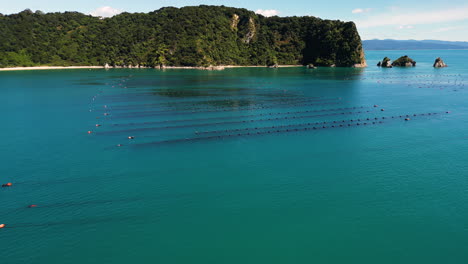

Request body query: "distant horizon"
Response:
[2, 1, 468, 41]
[363, 39, 468, 42]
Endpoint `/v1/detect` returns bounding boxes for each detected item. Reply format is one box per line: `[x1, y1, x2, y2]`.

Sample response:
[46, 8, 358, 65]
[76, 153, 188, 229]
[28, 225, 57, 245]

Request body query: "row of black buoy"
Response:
[104, 101, 342, 119]
[104, 100, 341, 118]
[196, 112, 447, 135]
[96, 109, 373, 135]
[110, 106, 367, 127]
[98, 96, 338, 113]
[106, 95, 327, 111]
[130, 111, 450, 147]
[106, 97, 341, 116]
[135, 121, 387, 147]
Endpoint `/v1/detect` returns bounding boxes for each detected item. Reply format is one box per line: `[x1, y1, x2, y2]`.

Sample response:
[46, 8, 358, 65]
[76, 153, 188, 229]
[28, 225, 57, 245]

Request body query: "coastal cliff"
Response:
[0, 6, 366, 68]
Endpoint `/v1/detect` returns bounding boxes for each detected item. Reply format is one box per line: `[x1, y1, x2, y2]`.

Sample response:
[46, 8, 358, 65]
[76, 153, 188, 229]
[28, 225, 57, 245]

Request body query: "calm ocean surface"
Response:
[1, 50, 468, 263]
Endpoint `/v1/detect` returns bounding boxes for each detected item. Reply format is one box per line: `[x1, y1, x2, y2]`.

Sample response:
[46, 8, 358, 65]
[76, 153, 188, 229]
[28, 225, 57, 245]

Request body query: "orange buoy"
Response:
[28, 204, 38, 208]
[87, 131, 93, 134]
[0, 224, 5, 229]
[2, 183, 12, 187]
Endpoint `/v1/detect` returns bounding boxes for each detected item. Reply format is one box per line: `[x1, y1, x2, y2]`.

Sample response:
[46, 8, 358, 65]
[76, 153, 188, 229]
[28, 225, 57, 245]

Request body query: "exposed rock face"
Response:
[268, 63, 279, 68]
[379, 57, 393, 68]
[433, 57, 447, 68]
[392, 55, 416, 67]
[307, 64, 317, 69]
[353, 49, 368, 68]
[230, 14, 240, 30]
[206, 65, 225, 70]
[104, 63, 110, 69]
[242, 17, 256, 44]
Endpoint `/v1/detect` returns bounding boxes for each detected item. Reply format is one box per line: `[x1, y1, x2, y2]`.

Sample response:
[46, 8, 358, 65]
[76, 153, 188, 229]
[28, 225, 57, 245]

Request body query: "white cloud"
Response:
[356, 6, 468, 28]
[433, 26, 463, 33]
[398, 25, 414, 29]
[352, 8, 372, 14]
[255, 9, 279, 17]
[90, 6, 123, 18]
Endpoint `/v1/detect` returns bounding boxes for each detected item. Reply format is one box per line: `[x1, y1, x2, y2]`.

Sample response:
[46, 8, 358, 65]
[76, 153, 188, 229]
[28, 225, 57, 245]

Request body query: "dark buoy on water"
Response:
[117, 144, 123, 147]
[95, 124, 101, 127]
[128, 136, 135, 139]
[405, 118, 410, 121]
[381, 109, 385, 111]
[2, 183, 12, 187]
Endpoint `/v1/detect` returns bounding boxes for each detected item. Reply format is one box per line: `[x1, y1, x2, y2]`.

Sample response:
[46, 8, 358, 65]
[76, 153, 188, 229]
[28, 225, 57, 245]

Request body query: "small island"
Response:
[392, 55, 416, 67]
[433, 57, 448, 68]
[377, 57, 393, 68]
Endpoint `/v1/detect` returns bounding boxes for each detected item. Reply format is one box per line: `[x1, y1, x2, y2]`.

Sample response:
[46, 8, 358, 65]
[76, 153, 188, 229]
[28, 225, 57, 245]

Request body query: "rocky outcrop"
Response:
[353, 49, 367, 68]
[378, 57, 393, 68]
[392, 55, 416, 67]
[433, 57, 447, 68]
[307, 64, 317, 69]
[230, 14, 240, 30]
[242, 17, 256, 44]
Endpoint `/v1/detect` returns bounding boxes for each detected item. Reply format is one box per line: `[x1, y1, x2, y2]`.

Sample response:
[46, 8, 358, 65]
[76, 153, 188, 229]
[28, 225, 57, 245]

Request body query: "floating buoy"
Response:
[381, 109, 385, 111]
[117, 144, 123, 147]
[374, 105, 378, 107]
[87, 131, 93, 134]
[128, 136, 134, 139]
[95, 124, 101, 127]
[0, 224, 5, 229]
[28, 204, 37, 208]
[2, 183, 12, 187]
[104, 113, 109, 116]
[405, 118, 410, 121]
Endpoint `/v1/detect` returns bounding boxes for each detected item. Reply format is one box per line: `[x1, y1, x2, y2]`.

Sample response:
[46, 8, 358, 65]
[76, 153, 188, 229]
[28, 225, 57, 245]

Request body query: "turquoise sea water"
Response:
[1, 50, 468, 263]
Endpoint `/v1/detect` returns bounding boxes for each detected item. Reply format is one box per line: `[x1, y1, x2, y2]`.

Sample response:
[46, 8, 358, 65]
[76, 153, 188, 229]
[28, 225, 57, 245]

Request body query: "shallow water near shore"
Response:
[1, 50, 468, 264]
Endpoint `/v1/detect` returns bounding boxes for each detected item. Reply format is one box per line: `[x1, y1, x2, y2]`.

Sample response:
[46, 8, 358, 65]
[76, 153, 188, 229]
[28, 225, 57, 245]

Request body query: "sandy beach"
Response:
[0, 66, 105, 71]
[0, 65, 305, 71]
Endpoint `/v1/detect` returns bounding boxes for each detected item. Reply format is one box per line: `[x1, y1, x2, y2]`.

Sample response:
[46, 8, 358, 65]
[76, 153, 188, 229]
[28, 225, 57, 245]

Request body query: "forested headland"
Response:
[0, 5, 366, 68]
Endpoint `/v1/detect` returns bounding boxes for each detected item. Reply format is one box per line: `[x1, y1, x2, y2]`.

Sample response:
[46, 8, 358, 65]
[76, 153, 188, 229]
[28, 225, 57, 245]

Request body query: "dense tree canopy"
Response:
[0, 5, 365, 68]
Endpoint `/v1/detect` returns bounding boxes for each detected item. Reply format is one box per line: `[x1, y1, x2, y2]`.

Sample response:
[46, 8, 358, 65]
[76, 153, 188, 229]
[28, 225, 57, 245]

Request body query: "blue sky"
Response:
[2, 0, 468, 41]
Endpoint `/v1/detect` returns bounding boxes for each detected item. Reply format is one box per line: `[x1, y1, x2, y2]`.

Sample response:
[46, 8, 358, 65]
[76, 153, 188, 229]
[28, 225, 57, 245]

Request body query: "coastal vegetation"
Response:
[0, 6, 365, 68]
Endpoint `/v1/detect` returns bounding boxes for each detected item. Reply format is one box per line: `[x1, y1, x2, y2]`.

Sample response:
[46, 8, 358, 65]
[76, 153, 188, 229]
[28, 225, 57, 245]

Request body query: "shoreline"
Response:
[0, 66, 105, 71]
[0, 65, 308, 72]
